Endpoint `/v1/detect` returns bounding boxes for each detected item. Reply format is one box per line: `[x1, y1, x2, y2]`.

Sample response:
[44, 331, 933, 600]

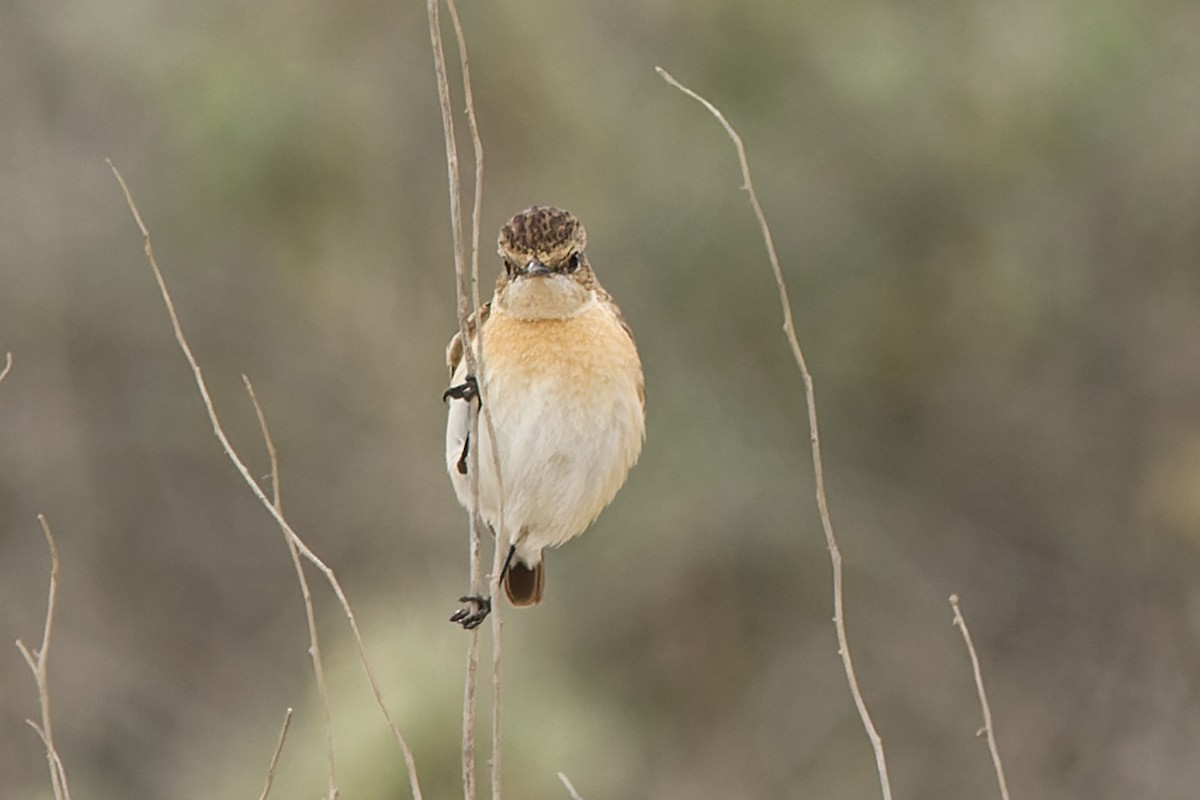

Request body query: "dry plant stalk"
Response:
[950, 594, 1013, 800]
[445, 6, 509, 786]
[426, 2, 507, 799]
[656, 67, 894, 800]
[108, 161, 424, 800]
[446, 0, 483, 318]
[426, 4, 484, 798]
[245, 374, 337, 798]
[556, 772, 586, 800]
[16, 515, 72, 800]
[258, 707, 295, 800]
[0, 351, 12, 384]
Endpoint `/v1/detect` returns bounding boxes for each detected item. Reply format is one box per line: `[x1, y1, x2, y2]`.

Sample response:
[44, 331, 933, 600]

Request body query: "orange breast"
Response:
[479, 304, 641, 402]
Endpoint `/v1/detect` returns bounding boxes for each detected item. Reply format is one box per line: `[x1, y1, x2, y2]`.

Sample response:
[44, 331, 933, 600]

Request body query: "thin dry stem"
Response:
[244, 375, 282, 508]
[446, 0, 484, 318]
[0, 351, 12, 384]
[488, 538, 503, 800]
[245, 374, 337, 800]
[557, 772, 585, 800]
[425, 5, 483, 799]
[24, 720, 71, 800]
[16, 515, 72, 800]
[657, 67, 893, 800]
[428, 3, 484, 797]
[950, 594, 1013, 800]
[427, 4, 507, 800]
[258, 707, 295, 800]
[441, 11, 508, 798]
[108, 160, 424, 800]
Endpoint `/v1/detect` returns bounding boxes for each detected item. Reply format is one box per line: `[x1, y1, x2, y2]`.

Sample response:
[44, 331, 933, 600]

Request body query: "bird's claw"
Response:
[449, 595, 491, 629]
[443, 374, 479, 404]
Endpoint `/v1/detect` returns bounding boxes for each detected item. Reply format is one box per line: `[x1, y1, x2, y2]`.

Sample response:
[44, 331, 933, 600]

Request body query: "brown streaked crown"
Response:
[498, 206, 587, 270]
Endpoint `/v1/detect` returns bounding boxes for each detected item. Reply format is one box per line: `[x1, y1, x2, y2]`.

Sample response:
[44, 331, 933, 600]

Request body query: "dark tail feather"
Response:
[503, 559, 544, 606]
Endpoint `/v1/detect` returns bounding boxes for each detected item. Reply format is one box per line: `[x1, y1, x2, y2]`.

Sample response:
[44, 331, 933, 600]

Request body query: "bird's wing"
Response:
[445, 301, 492, 376]
[595, 287, 635, 345]
[595, 287, 645, 411]
[445, 303, 489, 482]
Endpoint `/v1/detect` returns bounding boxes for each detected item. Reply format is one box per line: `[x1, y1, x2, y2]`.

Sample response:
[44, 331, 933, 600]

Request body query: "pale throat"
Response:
[495, 274, 594, 320]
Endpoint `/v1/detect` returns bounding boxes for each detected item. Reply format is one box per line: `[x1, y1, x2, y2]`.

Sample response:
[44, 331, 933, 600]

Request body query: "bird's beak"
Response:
[522, 259, 551, 277]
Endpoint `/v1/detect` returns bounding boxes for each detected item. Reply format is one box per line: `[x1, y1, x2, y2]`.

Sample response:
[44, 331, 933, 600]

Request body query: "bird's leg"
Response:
[443, 373, 479, 403]
[444, 374, 479, 475]
[497, 544, 517, 586]
[448, 545, 517, 630]
[449, 595, 490, 629]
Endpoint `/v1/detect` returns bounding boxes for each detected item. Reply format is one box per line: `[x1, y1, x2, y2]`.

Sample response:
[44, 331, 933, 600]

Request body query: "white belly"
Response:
[445, 305, 644, 563]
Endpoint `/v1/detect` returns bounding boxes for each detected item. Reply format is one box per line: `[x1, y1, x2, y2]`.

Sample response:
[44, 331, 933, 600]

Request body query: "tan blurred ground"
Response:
[4, 1, 1200, 798]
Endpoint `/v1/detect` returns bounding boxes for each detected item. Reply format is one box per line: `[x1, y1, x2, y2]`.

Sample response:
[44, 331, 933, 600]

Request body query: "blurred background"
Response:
[3, 0, 1200, 798]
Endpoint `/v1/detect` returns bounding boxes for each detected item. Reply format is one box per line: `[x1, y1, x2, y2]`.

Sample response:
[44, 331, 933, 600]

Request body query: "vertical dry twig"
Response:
[427, 3, 507, 800]
[448, 0, 507, 786]
[245, 374, 337, 799]
[16, 515, 72, 800]
[656, 67, 894, 800]
[0, 351, 12, 384]
[258, 707, 295, 800]
[446, 0, 484, 318]
[108, 160, 424, 800]
[557, 772, 586, 800]
[425, 3, 484, 799]
[950, 594, 1013, 800]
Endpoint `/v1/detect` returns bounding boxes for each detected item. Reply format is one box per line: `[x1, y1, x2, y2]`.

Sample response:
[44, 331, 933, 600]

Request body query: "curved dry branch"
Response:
[245, 375, 337, 799]
[557, 772, 586, 800]
[0, 351, 12, 384]
[16, 515, 72, 800]
[950, 594, 1013, 800]
[258, 707, 294, 800]
[656, 67, 894, 800]
[108, 161, 424, 800]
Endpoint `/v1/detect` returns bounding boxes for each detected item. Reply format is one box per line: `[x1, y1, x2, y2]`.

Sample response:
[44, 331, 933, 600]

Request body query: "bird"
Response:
[444, 206, 645, 629]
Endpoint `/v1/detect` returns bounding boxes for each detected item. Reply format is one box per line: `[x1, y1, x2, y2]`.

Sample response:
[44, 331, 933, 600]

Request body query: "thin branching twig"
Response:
[657, 66, 894, 800]
[16, 515, 72, 800]
[245, 374, 337, 799]
[258, 707, 294, 800]
[108, 160, 424, 800]
[950, 594, 1013, 800]
[557, 772, 586, 800]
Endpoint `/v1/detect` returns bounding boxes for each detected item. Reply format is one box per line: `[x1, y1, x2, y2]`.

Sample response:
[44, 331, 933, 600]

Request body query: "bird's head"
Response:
[494, 206, 597, 320]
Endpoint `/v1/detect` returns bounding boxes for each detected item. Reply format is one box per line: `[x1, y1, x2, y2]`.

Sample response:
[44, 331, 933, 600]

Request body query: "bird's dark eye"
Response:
[566, 252, 581, 272]
[504, 258, 517, 275]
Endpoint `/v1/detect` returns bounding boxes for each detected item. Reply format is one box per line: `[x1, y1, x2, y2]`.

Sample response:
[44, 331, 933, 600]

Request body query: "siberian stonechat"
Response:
[445, 206, 645, 628]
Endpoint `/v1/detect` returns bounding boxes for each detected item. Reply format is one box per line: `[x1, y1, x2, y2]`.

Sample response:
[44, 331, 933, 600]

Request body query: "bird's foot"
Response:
[443, 374, 479, 404]
[449, 594, 491, 630]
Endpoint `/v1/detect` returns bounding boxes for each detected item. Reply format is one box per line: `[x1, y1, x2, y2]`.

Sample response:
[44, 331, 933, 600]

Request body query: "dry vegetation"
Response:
[15, 15, 1019, 800]
[6, 2, 1200, 799]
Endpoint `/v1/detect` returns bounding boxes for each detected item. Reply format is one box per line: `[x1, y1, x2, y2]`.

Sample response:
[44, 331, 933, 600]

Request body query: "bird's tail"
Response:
[503, 558, 544, 606]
